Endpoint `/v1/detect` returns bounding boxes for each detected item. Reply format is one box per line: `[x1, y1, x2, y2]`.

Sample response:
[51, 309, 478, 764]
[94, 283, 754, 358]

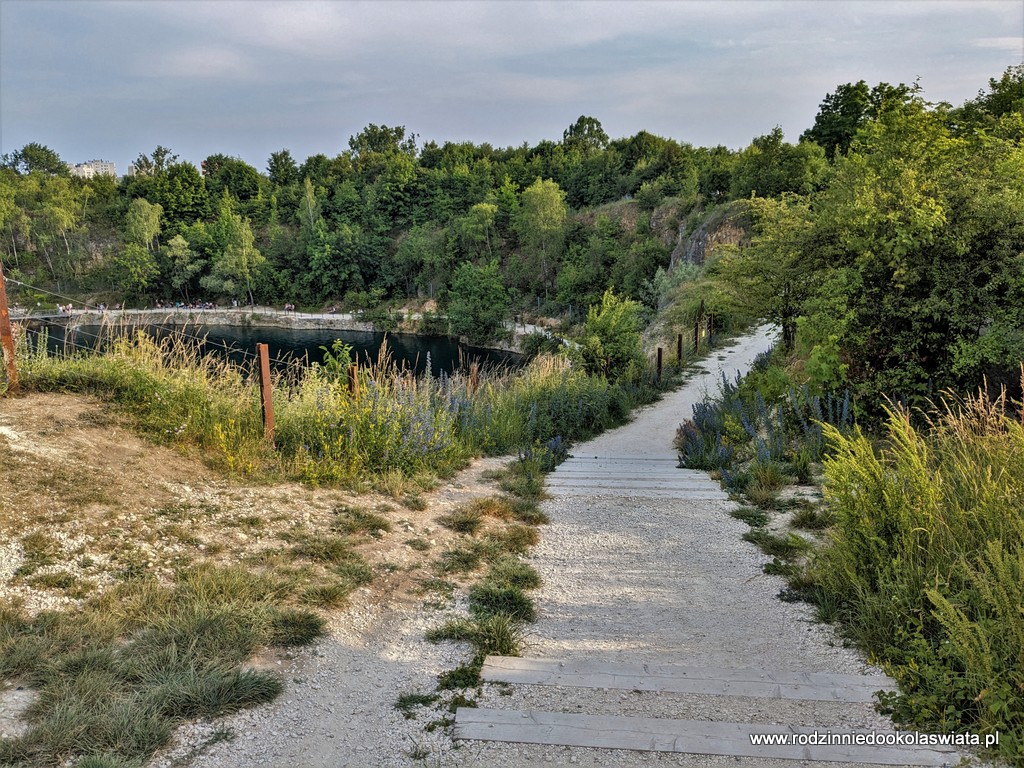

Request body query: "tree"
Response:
[717, 195, 816, 351]
[202, 154, 261, 202]
[562, 116, 609, 156]
[1, 143, 69, 176]
[457, 202, 497, 258]
[163, 234, 204, 301]
[580, 289, 644, 378]
[124, 197, 162, 251]
[202, 193, 265, 303]
[802, 80, 912, 157]
[731, 127, 827, 198]
[114, 243, 159, 296]
[131, 145, 178, 176]
[515, 178, 567, 295]
[447, 260, 509, 344]
[267, 149, 299, 187]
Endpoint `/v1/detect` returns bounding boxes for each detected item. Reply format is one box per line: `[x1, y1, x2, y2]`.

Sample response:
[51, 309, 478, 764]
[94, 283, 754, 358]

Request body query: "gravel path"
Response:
[166, 326, 972, 768]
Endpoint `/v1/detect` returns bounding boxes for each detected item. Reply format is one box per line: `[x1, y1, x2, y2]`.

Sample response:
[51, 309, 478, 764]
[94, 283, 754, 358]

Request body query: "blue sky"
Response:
[1, 0, 1021, 176]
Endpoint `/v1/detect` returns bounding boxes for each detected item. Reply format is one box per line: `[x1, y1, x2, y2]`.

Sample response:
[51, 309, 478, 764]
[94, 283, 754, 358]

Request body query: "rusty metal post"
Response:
[256, 343, 274, 442]
[348, 363, 359, 398]
[676, 333, 683, 362]
[656, 347, 663, 383]
[468, 362, 479, 396]
[0, 263, 18, 394]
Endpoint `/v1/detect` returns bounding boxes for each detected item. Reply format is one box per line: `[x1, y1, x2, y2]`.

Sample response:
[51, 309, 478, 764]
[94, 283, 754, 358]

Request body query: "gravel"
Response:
[159, 327, 984, 768]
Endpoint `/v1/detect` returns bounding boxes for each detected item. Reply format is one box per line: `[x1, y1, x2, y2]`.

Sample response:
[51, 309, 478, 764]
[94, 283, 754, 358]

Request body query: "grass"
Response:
[438, 507, 484, 535]
[729, 506, 769, 527]
[395, 691, 438, 720]
[0, 565, 324, 767]
[742, 530, 811, 560]
[332, 506, 392, 538]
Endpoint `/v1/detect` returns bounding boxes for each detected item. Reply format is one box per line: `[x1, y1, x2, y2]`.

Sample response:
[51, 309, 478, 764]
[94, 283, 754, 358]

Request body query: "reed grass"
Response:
[815, 387, 1024, 761]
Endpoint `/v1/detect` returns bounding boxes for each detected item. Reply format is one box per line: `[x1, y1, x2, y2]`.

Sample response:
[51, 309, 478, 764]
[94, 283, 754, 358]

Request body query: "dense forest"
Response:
[1, 65, 1023, 405]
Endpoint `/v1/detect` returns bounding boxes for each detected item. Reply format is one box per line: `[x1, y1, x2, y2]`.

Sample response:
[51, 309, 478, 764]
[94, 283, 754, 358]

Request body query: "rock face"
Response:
[669, 201, 750, 269]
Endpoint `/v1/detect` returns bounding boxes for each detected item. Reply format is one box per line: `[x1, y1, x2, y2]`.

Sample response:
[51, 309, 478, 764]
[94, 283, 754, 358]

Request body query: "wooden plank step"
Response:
[481, 657, 895, 703]
[546, 478, 721, 488]
[549, 470, 710, 478]
[547, 488, 730, 499]
[453, 709, 956, 766]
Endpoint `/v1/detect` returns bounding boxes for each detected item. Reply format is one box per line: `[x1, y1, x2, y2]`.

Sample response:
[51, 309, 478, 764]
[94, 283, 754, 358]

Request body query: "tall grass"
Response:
[815, 390, 1024, 763]
[19, 328, 660, 487]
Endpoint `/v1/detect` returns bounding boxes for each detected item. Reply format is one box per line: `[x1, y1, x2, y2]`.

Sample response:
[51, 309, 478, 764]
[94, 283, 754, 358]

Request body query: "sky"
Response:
[1, 0, 1022, 176]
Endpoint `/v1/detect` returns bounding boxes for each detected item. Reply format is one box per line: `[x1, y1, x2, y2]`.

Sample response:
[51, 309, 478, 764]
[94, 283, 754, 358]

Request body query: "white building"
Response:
[67, 159, 117, 178]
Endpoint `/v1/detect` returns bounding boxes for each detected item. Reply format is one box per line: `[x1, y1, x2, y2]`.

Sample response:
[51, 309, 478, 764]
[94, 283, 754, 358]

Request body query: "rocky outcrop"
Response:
[670, 201, 751, 268]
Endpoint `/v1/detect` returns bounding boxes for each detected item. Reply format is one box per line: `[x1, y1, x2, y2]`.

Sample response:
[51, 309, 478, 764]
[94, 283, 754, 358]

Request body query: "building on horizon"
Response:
[66, 159, 117, 178]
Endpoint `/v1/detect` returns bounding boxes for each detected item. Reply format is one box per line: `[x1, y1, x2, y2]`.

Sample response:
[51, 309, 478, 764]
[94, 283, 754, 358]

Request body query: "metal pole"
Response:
[0, 262, 18, 394]
[656, 347, 663, 383]
[676, 333, 683, 362]
[257, 343, 274, 442]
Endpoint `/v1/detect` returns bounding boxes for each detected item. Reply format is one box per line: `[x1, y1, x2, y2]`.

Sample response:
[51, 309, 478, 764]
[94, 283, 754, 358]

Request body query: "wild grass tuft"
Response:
[0, 564, 324, 766]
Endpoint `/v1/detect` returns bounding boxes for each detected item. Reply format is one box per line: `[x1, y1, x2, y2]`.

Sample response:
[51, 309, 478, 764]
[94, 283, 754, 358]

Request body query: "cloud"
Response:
[151, 46, 253, 80]
[973, 36, 1024, 53]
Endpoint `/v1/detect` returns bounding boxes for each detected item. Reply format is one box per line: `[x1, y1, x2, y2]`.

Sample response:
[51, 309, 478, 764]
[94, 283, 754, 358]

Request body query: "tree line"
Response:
[1, 65, 1021, 361]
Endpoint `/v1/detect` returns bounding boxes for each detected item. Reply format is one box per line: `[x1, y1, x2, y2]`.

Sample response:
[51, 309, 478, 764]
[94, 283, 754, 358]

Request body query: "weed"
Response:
[742, 530, 811, 560]
[405, 537, 430, 551]
[790, 505, 833, 530]
[395, 691, 438, 719]
[438, 507, 484, 534]
[289, 535, 354, 564]
[729, 506, 769, 527]
[468, 583, 536, 622]
[484, 524, 538, 556]
[436, 663, 482, 691]
[486, 557, 542, 590]
[332, 506, 392, 537]
[434, 545, 483, 575]
[401, 495, 428, 511]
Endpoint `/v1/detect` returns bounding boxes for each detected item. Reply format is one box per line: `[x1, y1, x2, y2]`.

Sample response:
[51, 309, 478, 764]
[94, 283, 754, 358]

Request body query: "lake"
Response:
[31, 322, 524, 377]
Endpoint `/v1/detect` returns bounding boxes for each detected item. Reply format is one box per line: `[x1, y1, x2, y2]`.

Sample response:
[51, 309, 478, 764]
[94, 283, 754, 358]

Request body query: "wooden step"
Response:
[454, 708, 957, 766]
[481, 657, 895, 703]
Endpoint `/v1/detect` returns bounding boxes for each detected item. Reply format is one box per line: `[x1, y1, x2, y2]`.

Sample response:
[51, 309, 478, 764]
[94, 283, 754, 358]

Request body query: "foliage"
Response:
[814, 394, 1024, 760]
[446, 260, 509, 344]
[579, 289, 644, 379]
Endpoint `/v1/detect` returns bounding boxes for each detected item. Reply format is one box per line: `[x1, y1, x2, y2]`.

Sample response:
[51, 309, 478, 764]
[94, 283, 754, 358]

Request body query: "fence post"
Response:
[468, 362, 479, 396]
[676, 333, 683, 363]
[348, 363, 360, 398]
[656, 347, 663, 383]
[0, 263, 19, 395]
[256, 343, 274, 442]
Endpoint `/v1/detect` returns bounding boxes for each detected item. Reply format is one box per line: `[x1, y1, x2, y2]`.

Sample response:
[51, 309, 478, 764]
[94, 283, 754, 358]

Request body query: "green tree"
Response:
[447, 260, 509, 344]
[114, 243, 159, 296]
[731, 127, 827, 198]
[562, 115, 609, 156]
[514, 178, 567, 296]
[202, 193, 265, 304]
[267, 149, 299, 187]
[1, 143, 69, 176]
[801, 80, 912, 157]
[124, 197, 162, 252]
[162, 234, 204, 301]
[580, 289, 645, 378]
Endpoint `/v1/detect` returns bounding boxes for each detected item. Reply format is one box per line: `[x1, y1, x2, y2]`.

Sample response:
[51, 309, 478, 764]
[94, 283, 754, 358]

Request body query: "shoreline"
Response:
[14, 306, 541, 355]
